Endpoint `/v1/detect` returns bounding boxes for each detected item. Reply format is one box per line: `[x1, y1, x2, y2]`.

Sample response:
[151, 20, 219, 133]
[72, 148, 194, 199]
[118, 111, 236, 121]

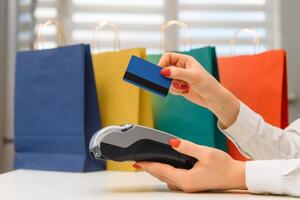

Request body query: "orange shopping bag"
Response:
[218, 29, 288, 161]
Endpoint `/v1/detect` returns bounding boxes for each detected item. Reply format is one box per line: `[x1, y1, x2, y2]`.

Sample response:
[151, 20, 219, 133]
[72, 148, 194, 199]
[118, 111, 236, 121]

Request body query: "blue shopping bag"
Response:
[14, 44, 105, 172]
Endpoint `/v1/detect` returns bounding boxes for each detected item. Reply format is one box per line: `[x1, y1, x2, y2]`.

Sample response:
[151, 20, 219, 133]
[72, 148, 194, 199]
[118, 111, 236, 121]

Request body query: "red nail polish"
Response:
[180, 84, 189, 90]
[182, 90, 189, 94]
[160, 68, 171, 76]
[169, 139, 181, 148]
[132, 163, 141, 169]
[172, 82, 180, 89]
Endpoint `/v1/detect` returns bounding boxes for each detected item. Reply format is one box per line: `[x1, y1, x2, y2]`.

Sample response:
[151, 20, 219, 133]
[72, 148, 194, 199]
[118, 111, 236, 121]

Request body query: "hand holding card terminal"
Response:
[89, 124, 197, 169]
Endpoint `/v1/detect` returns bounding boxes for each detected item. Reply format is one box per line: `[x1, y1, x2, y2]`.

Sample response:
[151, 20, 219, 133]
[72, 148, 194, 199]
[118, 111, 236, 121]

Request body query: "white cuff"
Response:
[218, 102, 260, 157]
[246, 160, 282, 194]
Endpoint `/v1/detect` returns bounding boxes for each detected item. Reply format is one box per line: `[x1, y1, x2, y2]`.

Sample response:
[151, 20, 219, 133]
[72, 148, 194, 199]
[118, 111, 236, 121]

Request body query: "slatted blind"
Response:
[177, 0, 277, 55]
[17, 0, 35, 50]
[17, 0, 279, 55]
[33, 0, 59, 49]
[70, 0, 165, 53]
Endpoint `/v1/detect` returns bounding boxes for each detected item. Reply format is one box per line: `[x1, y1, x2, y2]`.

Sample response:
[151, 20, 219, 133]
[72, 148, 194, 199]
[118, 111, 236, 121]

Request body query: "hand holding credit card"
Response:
[123, 56, 172, 97]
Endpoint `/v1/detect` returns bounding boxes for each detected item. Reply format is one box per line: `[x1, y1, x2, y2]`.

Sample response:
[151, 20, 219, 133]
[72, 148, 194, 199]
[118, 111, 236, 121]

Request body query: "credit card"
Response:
[123, 55, 172, 97]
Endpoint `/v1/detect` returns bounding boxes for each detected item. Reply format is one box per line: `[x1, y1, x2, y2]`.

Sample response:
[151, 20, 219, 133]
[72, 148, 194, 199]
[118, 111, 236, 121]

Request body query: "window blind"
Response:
[32, 0, 59, 49]
[70, 0, 165, 53]
[177, 0, 278, 55]
[17, 0, 36, 50]
[17, 0, 279, 55]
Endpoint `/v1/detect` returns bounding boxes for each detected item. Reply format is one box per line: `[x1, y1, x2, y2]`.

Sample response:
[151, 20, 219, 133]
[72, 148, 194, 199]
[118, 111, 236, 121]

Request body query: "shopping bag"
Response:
[147, 47, 227, 151]
[146, 21, 227, 151]
[92, 48, 153, 171]
[14, 43, 105, 172]
[218, 50, 288, 160]
[218, 28, 288, 161]
[91, 21, 152, 171]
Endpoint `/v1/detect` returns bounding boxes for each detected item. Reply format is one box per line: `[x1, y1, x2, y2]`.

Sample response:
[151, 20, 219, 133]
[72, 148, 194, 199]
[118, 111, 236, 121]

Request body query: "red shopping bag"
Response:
[218, 50, 288, 161]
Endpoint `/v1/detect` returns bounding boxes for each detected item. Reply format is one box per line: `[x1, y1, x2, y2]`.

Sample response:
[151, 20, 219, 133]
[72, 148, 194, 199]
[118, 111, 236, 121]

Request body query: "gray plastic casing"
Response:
[89, 124, 178, 158]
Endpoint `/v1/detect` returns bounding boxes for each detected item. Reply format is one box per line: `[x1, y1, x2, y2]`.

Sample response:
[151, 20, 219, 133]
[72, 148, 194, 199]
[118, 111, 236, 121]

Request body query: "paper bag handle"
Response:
[34, 19, 67, 50]
[229, 28, 260, 55]
[160, 20, 191, 52]
[92, 21, 121, 53]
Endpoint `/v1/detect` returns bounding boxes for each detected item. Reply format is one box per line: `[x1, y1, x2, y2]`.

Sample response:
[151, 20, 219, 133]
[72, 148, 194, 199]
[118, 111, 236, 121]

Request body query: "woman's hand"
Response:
[159, 52, 240, 128]
[134, 139, 246, 192]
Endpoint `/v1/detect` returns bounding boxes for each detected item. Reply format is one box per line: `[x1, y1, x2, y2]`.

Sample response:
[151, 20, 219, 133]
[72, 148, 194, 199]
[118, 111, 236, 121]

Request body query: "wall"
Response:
[3, 0, 16, 173]
[281, 0, 300, 121]
[0, 0, 9, 173]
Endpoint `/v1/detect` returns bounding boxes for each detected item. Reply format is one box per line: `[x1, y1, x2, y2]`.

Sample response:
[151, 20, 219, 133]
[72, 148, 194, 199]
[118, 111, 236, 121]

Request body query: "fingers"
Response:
[169, 139, 211, 160]
[169, 87, 182, 96]
[136, 161, 186, 184]
[158, 52, 191, 68]
[167, 184, 180, 191]
[137, 161, 199, 193]
[171, 80, 189, 94]
[161, 66, 195, 83]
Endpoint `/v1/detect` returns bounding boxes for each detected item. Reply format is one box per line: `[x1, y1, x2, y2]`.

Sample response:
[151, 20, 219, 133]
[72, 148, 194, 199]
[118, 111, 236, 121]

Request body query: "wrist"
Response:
[230, 160, 247, 190]
[204, 83, 240, 129]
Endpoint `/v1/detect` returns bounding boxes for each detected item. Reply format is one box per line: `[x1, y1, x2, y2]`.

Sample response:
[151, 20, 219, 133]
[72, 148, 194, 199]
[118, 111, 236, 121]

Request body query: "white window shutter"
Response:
[17, 0, 36, 50]
[34, 0, 59, 49]
[177, 0, 278, 55]
[17, 0, 279, 55]
[69, 0, 165, 53]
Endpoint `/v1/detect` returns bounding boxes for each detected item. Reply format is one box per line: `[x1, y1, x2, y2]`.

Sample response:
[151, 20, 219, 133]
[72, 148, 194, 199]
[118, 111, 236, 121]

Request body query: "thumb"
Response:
[161, 66, 194, 83]
[169, 138, 210, 160]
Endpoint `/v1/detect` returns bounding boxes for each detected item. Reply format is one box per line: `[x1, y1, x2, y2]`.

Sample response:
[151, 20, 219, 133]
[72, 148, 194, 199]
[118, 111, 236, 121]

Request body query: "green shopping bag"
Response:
[147, 46, 227, 151]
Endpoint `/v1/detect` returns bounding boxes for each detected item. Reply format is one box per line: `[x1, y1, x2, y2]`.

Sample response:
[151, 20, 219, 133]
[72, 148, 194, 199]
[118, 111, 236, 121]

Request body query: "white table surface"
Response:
[0, 170, 294, 200]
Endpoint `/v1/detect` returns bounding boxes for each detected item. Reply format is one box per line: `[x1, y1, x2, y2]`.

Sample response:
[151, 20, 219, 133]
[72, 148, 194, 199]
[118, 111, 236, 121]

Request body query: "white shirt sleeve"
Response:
[218, 102, 300, 196]
[246, 159, 300, 196]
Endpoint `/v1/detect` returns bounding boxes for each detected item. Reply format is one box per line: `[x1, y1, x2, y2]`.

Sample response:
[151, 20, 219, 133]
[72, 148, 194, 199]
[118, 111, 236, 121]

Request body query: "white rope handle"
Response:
[92, 21, 121, 53]
[34, 19, 67, 50]
[229, 28, 260, 55]
[160, 20, 191, 52]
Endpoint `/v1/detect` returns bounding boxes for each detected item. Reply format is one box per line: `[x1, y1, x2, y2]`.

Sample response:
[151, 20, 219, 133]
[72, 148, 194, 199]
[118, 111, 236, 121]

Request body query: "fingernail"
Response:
[132, 163, 141, 169]
[172, 82, 180, 89]
[169, 138, 181, 148]
[180, 84, 189, 90]
[160, 68, 171, 76]
[182, 90, 189, 94]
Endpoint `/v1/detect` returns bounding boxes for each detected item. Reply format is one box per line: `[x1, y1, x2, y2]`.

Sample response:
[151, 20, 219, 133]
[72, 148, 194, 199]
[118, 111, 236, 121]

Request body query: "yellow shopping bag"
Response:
[92, 22, 153, 171]
[93, 48, 153, 171]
